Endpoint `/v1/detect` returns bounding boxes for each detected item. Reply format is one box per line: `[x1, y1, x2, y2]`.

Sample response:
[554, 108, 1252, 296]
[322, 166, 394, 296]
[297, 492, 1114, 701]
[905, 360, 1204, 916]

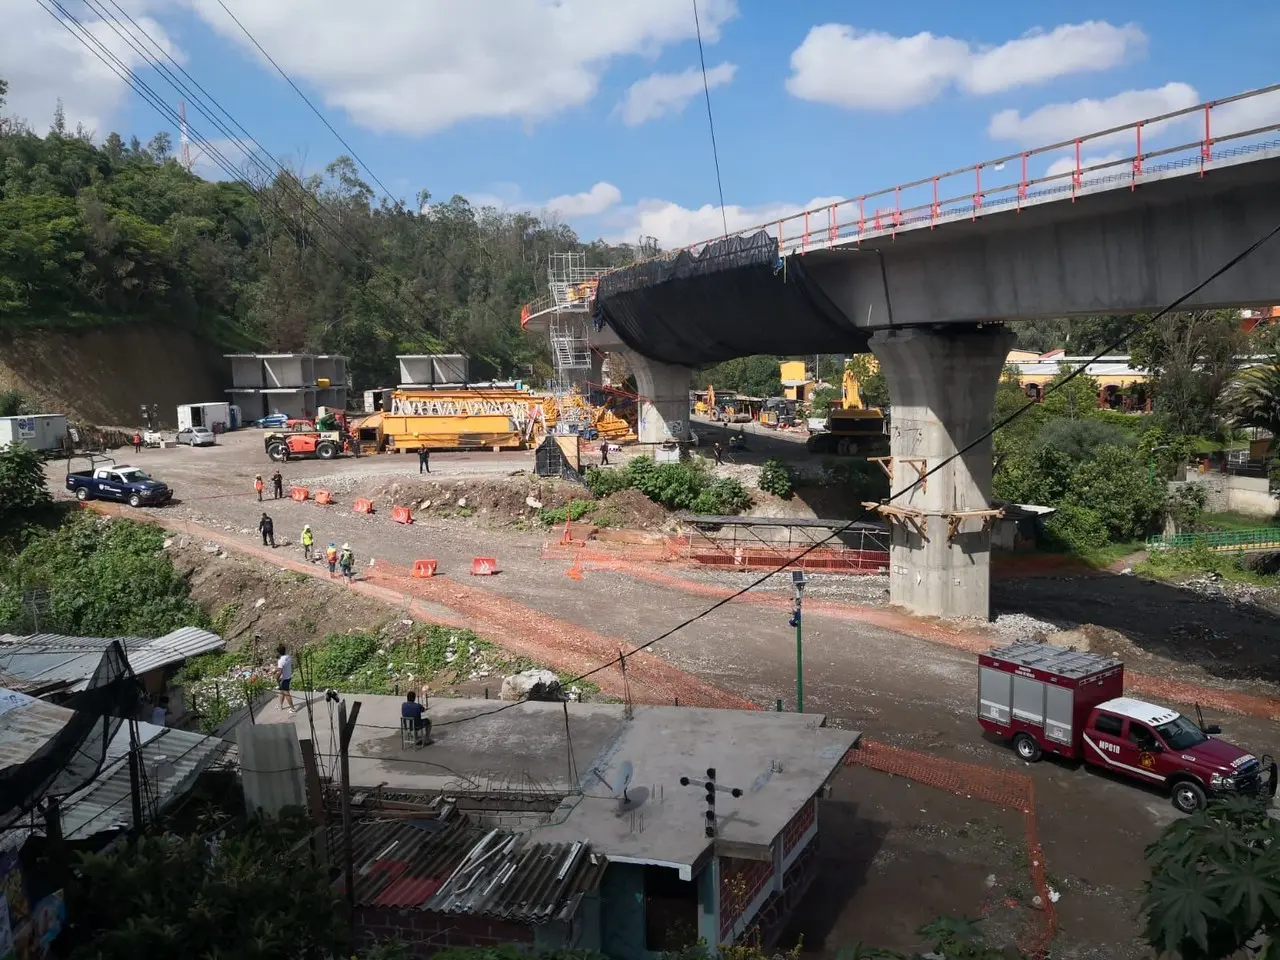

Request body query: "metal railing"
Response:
[674, 83, 1280, 258]
[1147, 527, 1280, 551]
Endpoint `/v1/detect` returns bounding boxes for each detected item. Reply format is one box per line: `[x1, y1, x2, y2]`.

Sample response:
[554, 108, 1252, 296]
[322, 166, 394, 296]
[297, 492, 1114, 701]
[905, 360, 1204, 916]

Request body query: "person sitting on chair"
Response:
[401, 689, 430, 744]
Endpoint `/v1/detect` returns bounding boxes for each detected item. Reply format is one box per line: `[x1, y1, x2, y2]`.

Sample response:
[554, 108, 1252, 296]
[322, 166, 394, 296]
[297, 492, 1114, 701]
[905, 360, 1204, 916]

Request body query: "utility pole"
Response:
[789, 570, 809, 712]
[337, 699, 361, 910]
[127, 718, 145, 836]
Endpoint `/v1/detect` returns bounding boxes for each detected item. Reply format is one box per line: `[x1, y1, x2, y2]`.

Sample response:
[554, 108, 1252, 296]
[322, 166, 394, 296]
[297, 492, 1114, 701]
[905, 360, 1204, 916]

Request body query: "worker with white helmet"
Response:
[339, 543, 355, 582]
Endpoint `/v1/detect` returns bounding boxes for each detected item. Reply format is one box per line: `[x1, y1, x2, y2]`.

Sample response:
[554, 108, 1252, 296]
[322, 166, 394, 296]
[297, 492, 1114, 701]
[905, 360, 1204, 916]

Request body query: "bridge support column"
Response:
[626, 352, 692, 444]
[870, 325, 1015, 621]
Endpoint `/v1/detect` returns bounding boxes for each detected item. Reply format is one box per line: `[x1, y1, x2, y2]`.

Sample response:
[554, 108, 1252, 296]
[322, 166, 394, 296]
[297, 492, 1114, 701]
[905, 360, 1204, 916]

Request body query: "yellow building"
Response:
[779, 360, 811, 401]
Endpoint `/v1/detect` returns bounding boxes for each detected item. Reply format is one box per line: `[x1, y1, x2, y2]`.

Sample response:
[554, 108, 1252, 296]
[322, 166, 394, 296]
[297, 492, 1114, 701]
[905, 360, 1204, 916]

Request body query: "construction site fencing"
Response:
[847, 740, 1057, 958]
[542, 530, 890, 573]
[1147, 526, 1280, 552]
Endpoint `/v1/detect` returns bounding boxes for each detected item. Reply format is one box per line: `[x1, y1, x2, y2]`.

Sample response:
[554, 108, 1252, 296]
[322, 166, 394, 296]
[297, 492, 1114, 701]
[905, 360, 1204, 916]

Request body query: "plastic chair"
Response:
[400, 717, 419, 749]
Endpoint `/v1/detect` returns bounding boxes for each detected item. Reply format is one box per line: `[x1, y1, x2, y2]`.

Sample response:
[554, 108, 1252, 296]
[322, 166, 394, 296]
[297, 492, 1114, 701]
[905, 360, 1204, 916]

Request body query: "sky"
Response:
[4, 0, 1280, 249]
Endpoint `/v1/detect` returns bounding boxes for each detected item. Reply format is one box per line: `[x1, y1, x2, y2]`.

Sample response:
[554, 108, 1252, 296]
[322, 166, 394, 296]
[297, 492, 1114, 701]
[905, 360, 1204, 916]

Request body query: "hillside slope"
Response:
[0, 323, 230, 427]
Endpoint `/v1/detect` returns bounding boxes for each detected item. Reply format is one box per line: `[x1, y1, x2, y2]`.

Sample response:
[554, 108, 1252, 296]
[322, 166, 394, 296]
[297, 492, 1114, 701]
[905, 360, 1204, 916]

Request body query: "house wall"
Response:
[353, 907, 533, 958]
[600, 863, 647, 960]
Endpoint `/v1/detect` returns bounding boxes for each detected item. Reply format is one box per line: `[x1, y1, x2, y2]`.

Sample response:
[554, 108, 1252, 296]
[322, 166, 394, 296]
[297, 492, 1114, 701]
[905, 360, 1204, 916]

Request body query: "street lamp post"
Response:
[789, 570, 809, 712]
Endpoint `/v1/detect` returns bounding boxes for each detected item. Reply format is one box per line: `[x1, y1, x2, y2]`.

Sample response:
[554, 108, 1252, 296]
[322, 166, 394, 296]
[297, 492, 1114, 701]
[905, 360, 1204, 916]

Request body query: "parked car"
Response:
[65, 462, 172, 507]
[176, 426, 217, 447]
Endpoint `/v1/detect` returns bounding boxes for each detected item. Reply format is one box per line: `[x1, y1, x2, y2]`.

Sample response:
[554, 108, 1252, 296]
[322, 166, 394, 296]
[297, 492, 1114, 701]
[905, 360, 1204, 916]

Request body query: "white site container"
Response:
[177, 402, 233, 432]
[0, 414, 69, 452]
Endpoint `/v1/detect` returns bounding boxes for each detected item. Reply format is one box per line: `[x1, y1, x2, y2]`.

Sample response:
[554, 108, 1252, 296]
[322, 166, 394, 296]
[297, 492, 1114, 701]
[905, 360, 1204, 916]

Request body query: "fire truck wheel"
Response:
[1013, 733, 1042, 763]
[1171, 780, 1206, 814]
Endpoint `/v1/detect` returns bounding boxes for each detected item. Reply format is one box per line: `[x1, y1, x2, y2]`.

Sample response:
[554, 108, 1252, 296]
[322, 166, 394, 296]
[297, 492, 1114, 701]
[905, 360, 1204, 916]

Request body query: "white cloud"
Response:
[544, 182, 622, 218]
[607, 194, 846, 250]
[0, 0, 182, 135]
[617, 62, 736, 126]
[988, 82, 1200, 144]
[1213, 87, 1280, 138]
[186, 0, 738, 135]
[786, 20, 1145, 111]
[1044, 151, 1125, 179]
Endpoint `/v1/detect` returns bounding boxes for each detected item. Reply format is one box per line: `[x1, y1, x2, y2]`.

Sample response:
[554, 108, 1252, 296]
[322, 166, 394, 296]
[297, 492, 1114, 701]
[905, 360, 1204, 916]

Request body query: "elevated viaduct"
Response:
[524, 86, 1280, 621]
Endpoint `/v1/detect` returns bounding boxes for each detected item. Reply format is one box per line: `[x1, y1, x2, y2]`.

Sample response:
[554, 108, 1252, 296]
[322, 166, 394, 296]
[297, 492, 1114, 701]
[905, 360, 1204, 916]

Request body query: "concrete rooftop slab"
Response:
[251, 695, 859, 875]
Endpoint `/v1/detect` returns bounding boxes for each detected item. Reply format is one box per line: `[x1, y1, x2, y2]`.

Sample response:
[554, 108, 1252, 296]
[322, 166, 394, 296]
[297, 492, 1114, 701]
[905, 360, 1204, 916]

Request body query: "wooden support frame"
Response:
[943, 508, 1005, 542]
[863, 502, 929, 541]
[866, 456, 928, 492]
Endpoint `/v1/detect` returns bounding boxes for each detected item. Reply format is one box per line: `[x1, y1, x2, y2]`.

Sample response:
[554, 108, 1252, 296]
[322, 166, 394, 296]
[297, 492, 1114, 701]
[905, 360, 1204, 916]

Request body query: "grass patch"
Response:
[1197, 510, 1279, 532]
[1137, 542, 1277, 586]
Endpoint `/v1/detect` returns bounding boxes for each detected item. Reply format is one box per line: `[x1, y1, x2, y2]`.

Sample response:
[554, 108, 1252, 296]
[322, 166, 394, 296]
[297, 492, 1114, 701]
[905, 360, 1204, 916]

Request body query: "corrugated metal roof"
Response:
[58, 722, 230, 839]
[0, 628, 224, 693]
[349, 817, 606, 923]
[0, 690, 73, 767]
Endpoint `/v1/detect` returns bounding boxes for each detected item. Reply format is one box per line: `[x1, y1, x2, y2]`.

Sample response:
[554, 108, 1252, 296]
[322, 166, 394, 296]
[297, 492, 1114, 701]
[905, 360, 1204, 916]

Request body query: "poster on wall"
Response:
[15, 419, 34, 440]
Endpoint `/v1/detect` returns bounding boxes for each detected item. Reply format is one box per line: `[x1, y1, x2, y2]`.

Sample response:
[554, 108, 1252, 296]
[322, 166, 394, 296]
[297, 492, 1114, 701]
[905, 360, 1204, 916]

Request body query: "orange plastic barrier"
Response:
[353, 498, 374, 514]
[290, 486, 310, 501]
[470, 557, 499, 576]
[412, 559, 438, 578]
[392, 505, 413, 525]
[314, 490, 334, 505]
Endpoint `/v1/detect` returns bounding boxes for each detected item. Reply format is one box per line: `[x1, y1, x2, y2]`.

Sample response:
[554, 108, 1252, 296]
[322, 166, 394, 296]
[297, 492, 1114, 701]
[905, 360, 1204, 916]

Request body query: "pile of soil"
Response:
[1033, 623, 1134, 658]
[168, 538, 401, 663]
[592, 488, 671, 530]
[372, 474, 588, 525]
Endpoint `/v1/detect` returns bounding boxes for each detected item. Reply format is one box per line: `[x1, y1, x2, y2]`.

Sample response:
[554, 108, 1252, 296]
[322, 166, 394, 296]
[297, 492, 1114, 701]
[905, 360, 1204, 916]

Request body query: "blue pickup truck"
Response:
[66, 463, 172, 507]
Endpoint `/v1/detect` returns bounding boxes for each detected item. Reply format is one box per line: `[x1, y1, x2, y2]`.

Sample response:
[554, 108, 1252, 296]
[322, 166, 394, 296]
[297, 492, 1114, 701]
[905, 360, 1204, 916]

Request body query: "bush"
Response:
[0, 513, 209, 636]
[0, 390, 30, 418]
[1043, 504, 1110, 552]
[1032, 417, 1135, 461]
[692, 477, 753, 515]
[758, 457, 795, 499]
[584, 465, 629, 498]
[0, 441, 54, 537]
[538, 499, 593, 525]
[1061, 444, 1168, 542]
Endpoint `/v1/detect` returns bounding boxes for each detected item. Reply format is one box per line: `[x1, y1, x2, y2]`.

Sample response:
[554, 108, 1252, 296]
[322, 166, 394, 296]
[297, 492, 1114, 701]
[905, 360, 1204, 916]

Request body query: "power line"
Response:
[692, 0, 729, 239]
[210, 0, 398, 205]
[377, 216, 1280, 730]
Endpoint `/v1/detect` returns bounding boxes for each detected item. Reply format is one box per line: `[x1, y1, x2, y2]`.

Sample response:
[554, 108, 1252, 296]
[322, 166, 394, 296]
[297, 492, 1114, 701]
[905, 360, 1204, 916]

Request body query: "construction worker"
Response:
[600, 440, 609, 466]
[339, 543, 354, 582]
[271, 469, 284, 499]
[712, 441, 724, 465]
[325, 542, 338, 578]
[418, 446, 430, 474]
[254, 474, 264, 501]
[132, 430, 142, 453]
[259, 512, 275, 548]
[300, 524, 314, 561]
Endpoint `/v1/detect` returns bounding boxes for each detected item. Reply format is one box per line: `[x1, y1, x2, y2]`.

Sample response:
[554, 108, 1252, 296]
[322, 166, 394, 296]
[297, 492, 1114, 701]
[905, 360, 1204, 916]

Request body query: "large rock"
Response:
[499, 668, 563, 702]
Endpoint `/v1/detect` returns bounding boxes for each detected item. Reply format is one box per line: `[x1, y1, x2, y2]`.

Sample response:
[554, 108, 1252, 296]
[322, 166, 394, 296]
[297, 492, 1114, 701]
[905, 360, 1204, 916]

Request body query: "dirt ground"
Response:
[45, 429, 1280, 958]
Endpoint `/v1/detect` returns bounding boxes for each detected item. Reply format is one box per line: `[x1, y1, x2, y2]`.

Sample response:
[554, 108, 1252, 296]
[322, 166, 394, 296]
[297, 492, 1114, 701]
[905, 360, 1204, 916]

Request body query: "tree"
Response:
[1227, 353, 1280, 438]
[1129, 310, 1249, 438]
[1142, 796, 1280, 959]
[697, 356, 782, 398]
[61, 813, 351, 960]
[1061, 444, 1167, 542]
[0, 441, 53, 536]
[1039, 365, 1101, 421]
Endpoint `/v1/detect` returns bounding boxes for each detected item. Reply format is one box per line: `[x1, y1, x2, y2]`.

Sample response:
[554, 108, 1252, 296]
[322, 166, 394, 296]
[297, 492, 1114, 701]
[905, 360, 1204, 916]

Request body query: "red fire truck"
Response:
[978, 641, 1277, 813]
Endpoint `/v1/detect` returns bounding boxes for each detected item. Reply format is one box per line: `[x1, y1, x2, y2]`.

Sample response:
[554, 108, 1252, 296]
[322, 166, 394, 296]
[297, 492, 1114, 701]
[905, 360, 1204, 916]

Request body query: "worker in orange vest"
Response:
[254, 474, 264, 501]
[325, 543, 339, 578]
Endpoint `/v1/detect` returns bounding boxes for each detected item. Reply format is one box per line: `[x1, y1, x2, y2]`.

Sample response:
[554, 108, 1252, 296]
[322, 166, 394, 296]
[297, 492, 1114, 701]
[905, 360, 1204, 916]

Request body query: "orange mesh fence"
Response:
[542, 533, 888, 573]
[847, 740, 1057, 957]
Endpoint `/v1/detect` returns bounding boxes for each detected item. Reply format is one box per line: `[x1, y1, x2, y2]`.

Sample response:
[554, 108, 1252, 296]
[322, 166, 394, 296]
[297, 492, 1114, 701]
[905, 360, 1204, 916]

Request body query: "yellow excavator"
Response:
[805, 362, 888, 456]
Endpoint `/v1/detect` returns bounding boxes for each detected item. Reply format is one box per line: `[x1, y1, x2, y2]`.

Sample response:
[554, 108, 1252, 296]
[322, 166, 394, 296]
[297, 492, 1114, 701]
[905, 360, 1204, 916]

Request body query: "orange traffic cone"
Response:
[561, 518, 573, 545]
[566, 552, 584, 580]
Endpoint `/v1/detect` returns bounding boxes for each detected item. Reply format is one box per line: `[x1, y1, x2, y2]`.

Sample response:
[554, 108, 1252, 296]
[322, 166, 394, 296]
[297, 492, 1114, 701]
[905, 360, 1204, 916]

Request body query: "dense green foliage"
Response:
[758, 457, 796, 499]
[0, 511, 209, 635]
[0, 81, 653, 387]
[62, 812, 349, 960]
[696, 356, 784, 398]
[1142, 796, 1280, 959]
[585, 457, 752, 514]
[0, 442, 54, 538]
[1227, 350, 1280, 438]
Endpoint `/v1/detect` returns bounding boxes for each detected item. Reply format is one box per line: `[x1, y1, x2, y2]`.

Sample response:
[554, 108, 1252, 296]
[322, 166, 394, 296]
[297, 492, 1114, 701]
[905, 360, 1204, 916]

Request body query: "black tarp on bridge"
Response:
[592, 231, 866, 368]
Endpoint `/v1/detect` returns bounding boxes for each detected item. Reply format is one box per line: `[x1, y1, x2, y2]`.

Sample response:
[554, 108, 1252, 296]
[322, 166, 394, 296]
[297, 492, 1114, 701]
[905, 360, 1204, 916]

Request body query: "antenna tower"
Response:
[178, 101, 193, 172]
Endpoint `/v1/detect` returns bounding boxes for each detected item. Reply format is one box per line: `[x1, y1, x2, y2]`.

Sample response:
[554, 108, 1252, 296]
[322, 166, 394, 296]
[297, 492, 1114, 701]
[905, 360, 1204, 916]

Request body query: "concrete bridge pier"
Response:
[870, 325, 1015, 621]
[623, 349, 692, 444]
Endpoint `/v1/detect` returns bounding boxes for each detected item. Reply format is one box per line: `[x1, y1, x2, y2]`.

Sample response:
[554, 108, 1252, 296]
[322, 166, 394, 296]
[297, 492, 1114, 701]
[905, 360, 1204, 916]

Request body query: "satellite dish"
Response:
[615, 761, 633, 802]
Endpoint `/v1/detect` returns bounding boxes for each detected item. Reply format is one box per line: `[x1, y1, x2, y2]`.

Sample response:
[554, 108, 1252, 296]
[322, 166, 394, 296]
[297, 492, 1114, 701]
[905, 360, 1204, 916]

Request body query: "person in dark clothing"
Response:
[418, 447, 430, 474]
[259, 512, 275, 548]
[401, 689, 430, 744]
[271, 470, 283, 499]
[712, 441, 724, 465]
[600, 441, 609, 466]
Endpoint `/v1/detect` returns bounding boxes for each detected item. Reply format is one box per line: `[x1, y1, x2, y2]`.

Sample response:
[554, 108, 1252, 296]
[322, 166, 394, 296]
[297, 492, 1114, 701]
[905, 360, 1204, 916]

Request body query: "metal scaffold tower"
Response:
[546, 253, 597, 388]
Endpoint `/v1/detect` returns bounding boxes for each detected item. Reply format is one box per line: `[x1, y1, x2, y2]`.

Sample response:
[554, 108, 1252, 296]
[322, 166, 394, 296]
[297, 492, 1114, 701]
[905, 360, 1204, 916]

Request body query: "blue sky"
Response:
[5, 1, 1279, 247]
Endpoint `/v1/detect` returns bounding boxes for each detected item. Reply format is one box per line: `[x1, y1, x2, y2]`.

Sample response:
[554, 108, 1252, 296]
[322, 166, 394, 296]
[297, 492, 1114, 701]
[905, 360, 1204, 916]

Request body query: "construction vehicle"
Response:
[359, 385, 540, 453]
[264, 411, 351, 462]
[805, 362, 888, 456]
